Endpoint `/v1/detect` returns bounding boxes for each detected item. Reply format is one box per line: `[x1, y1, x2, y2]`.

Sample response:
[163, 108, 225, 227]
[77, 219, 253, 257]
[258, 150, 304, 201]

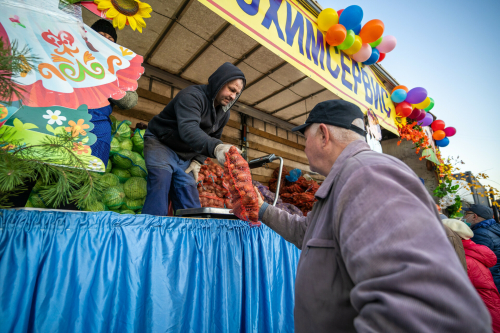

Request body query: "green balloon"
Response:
[338, 30, 356, 50]
[424, 97, 435, 111]
[369, 37, 383, 48]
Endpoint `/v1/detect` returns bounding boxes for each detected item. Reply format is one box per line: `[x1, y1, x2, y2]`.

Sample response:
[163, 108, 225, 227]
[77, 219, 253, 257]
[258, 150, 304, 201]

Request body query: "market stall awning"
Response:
[83, 0, 399, 134]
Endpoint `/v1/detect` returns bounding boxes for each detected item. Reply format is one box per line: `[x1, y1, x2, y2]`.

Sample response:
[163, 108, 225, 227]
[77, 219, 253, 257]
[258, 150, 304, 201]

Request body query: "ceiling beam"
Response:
[144, 0, 193, 63]
[287, 111, 310, 122]
[251, 76, 308, 106]
[177, 22, 231, 75]
[269, 88, 327, 115]
[244, 61, 287, 90]
[142, 64, 302, 133]
[233, 44, 262, 66]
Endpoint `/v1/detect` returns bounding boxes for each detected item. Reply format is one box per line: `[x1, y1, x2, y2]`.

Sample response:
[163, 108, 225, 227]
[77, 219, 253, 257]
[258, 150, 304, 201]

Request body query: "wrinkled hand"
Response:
[214, 144, 242, 166]
[185, 160, 202, 181]
[254, 186, 264, 208]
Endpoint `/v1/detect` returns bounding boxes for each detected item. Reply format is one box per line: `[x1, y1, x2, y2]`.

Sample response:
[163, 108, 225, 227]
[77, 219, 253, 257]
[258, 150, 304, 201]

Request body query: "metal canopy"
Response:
[82, 0, 395, 131]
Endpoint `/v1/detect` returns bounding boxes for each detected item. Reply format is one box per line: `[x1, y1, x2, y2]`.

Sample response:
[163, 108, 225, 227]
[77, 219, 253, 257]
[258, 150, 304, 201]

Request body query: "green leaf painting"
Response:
[0, 100, 22, 124]
[3, 103, 96, 146]
[0, 125, 105, 172]
[0, 103, 104, 172]
[46, 124, 56, 134]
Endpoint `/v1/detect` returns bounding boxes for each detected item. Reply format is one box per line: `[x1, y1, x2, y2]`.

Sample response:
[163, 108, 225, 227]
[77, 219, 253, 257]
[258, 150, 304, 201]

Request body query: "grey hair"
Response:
[310, 119, 365, 145]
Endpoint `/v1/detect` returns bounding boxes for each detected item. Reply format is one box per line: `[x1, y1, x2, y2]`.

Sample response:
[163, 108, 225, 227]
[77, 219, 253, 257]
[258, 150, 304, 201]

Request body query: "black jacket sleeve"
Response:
[175, 92, 222, 158]
[193, 154, 208, 164]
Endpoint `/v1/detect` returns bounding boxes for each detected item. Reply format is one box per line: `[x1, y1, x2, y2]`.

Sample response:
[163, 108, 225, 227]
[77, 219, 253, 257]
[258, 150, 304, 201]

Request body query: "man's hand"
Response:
[214, 144, 242, 165]
[254, 186, 264, 208]
[185, 160, 202, 181]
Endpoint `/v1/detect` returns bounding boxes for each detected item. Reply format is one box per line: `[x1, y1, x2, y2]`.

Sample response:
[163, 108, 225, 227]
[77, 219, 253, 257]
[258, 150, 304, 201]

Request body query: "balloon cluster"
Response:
[390, 85, 456, 147]
[318, 6, 397, 65]
[431, 120, 456, 147]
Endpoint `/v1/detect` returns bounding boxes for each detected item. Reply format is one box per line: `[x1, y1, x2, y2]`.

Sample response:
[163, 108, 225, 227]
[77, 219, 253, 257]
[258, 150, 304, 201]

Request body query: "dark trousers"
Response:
[142, 135, 201, 216]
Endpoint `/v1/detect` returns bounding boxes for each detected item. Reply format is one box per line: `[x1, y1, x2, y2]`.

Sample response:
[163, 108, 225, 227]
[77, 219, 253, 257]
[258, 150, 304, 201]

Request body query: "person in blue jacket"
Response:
[89, 19, 138, 166]
[465, 204, 500, 291]
[142, 62, 245, 216]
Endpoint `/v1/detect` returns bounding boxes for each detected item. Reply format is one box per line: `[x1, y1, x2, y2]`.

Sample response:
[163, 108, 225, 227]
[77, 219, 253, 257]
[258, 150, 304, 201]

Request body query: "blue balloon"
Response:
[435, 137, 450, 147]
[391, 89, 407, 103]
[363, 48, 380, 66]
[339, 5, 363, 31]
[352, 24, 362, 35]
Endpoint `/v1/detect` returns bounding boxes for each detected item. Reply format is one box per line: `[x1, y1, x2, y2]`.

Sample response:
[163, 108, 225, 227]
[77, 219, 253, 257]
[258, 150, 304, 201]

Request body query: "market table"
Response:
[0, 209, 299, 332]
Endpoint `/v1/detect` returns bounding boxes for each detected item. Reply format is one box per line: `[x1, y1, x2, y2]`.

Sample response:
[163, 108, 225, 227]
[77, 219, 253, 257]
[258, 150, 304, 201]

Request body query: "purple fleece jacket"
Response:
[259, 140, 491, 333]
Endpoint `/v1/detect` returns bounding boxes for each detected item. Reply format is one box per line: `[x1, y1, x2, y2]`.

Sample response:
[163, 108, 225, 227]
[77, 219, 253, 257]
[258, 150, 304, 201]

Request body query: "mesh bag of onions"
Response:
[223, 146, 260, 225]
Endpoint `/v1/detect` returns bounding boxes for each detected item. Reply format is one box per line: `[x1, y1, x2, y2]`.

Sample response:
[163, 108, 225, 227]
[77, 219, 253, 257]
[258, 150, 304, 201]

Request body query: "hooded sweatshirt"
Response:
[463, 239, 500, 332]
[472, 219, 500, 292]
[147, 62, 245, 163]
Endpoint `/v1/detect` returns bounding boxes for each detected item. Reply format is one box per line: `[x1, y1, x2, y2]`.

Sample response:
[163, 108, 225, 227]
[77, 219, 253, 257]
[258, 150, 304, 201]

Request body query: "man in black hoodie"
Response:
[142, 62, 245, 216]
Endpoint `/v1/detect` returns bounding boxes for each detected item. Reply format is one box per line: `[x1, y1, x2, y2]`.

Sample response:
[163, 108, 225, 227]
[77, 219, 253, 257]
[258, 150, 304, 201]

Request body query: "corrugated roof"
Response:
[83, 0, 399, 131]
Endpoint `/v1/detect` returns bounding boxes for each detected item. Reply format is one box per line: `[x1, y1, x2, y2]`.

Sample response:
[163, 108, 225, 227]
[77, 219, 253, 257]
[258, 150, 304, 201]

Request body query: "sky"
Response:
[318, 0, 500, 196]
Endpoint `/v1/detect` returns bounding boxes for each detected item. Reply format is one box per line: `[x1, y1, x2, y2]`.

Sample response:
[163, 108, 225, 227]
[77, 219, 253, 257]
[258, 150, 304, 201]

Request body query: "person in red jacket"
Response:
[443, 219, 500, 332]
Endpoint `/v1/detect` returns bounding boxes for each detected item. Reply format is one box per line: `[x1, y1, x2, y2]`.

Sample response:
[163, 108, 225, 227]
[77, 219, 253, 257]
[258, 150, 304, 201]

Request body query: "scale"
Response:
[175, 154, 284, 219]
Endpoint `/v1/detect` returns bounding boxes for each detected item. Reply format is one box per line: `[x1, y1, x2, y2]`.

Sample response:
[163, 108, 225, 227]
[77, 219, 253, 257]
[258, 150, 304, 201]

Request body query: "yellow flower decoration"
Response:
[0, 104, 8, 120]
[65, 119, 90, 137]
[95, 0, 152, 33]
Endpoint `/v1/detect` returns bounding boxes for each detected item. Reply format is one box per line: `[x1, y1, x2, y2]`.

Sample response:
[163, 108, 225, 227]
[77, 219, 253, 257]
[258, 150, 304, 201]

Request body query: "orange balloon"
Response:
[433, 130, 446, 141]
[392, 85, 408, 94]
[359, 19, 385, 44]
[326, 24, 347, 46]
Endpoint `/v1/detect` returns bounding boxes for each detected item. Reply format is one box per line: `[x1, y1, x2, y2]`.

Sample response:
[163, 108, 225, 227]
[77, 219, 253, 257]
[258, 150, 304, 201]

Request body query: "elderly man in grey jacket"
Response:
[251, 100, 491, 332]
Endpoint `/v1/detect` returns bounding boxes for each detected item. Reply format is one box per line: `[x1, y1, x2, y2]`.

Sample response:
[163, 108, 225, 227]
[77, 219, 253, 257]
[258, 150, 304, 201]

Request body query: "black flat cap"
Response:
[292, 100, 366, 136]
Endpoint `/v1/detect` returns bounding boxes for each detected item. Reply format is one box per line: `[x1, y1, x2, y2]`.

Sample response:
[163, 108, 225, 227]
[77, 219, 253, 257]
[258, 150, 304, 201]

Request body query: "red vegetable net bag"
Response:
[223, 146, 260, 225]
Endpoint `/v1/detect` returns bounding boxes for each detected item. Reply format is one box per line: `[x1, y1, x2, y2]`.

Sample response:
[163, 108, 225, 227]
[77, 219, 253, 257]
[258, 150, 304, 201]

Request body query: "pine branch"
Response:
[0, 37, 40, 103]
[0, 129, 105, 209]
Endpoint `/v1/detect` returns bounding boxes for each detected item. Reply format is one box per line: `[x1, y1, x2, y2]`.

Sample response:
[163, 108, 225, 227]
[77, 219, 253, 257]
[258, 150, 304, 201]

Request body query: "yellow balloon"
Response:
[344, 35, 363, 55]
[413, 97, 431, 110]
[317, 8, 339, 32]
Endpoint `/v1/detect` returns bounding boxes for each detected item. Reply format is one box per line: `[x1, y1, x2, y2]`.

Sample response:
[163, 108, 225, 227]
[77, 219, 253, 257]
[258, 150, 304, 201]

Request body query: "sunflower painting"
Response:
[94, 0, 152, 32]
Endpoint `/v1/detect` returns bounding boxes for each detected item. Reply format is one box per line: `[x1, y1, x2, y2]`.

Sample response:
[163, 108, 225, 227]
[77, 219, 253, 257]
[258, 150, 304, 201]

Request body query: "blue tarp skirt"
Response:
[0, 209, 300, 332]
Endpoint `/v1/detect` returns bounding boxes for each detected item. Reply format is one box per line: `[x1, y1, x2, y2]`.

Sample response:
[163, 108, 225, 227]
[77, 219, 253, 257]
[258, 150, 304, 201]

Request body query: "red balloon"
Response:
[431, 120, 445, 132]
[444, 127, 456, 137]
[396, 102, 412, 117]
[337, 9, 344, 17]
[377, 52, 386, 62]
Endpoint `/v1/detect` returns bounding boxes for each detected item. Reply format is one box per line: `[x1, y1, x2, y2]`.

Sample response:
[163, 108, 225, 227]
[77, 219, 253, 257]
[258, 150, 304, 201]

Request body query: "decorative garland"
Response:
[397, 121, 431, 159]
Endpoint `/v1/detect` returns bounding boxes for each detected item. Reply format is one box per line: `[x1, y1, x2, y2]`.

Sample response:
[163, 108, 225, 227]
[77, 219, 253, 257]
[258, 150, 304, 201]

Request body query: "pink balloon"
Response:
[415, 110, 426, 121]
[444, 127, 456, 137]
[376, 35, 397, 53]
[352, 44, 372, 63]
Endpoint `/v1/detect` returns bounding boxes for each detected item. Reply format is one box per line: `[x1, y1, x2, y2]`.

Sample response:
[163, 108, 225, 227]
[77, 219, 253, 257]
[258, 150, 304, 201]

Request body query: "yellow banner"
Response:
[198, 0, 399, 134]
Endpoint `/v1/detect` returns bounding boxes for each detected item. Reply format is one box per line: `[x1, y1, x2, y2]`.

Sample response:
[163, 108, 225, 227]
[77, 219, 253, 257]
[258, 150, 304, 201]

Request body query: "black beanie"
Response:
[91, 19, 117, 43]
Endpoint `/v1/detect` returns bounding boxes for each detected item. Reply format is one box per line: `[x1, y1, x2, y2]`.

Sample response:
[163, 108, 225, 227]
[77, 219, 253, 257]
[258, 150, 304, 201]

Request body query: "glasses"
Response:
[464, 212, 475, 216]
